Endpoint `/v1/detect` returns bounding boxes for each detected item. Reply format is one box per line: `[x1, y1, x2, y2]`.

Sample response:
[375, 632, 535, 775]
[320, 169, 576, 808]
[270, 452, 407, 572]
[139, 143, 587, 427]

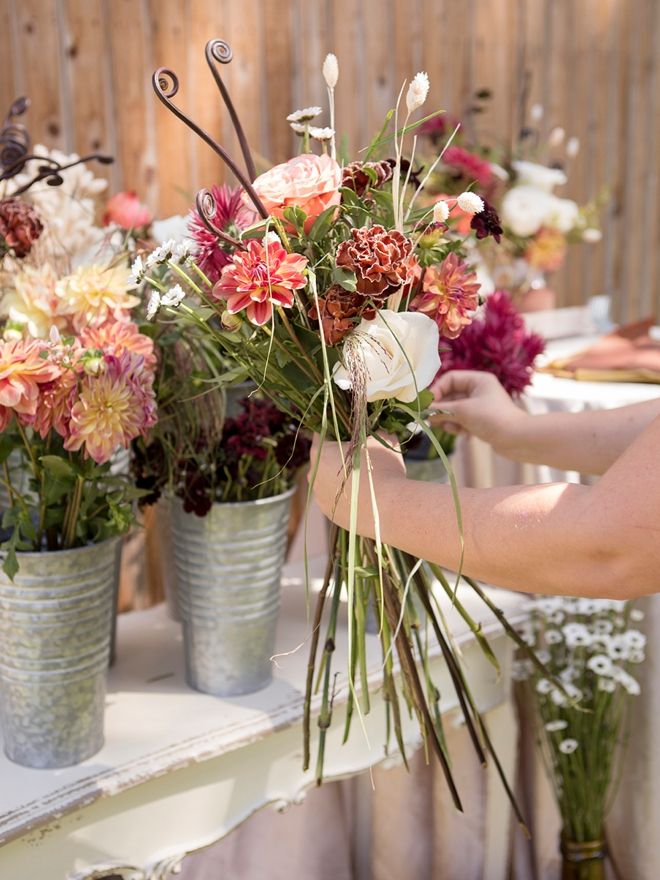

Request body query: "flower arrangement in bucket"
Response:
[158, 395, 311, 697]
[0, 99, 157, 768]
[418, 91, 603, 310]
[141, 38, 554, 821]
[514, 597, 646, 878]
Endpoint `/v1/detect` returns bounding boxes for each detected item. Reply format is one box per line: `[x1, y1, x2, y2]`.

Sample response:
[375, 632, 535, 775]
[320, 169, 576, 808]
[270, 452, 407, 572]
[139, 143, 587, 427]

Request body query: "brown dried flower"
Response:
[342, 160, 393, 197]
[0, 197, 43, 259]
[336, 224, 420, 299]
[308, 284, 376, 346]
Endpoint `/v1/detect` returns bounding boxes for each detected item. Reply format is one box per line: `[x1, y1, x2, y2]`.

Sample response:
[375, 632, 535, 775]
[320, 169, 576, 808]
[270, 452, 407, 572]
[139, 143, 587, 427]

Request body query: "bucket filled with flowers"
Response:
[166, 396, 310, 697]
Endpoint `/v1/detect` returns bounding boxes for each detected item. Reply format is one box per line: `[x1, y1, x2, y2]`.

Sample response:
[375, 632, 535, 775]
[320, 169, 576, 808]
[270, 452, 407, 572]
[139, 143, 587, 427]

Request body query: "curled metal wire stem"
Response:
[205, 39, 257, 182]
[195, 188, 244, 251]
[0, 97, 31, 177]
[6, 152, 114, 196]
[152, 62, 268, 220]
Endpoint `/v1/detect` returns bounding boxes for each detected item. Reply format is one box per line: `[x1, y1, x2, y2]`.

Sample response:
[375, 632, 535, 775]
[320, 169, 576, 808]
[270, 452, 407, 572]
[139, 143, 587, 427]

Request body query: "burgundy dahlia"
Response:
[342, 160, 393, 197]
[189, 184, 257, 284]
[0, 197, 43, 259]
[436, 290, 545, 397]
[470, 198, 503, 243]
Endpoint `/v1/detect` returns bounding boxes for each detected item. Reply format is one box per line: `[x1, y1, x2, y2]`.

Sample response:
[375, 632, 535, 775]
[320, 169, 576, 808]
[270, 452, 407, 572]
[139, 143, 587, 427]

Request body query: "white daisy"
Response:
[559, 738, 579, 755]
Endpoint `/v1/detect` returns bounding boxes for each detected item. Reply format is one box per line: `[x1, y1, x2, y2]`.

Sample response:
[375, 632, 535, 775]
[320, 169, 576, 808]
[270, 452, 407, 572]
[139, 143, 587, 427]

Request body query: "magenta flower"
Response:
[189, 184, 257, 283]
[436, 290, 545, 396]
[442, 145, 493, 188]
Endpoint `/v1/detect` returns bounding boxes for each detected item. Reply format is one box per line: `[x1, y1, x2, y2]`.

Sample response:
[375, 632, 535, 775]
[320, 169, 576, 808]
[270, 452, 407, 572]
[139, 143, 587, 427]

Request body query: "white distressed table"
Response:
[0, 561, 527, 880]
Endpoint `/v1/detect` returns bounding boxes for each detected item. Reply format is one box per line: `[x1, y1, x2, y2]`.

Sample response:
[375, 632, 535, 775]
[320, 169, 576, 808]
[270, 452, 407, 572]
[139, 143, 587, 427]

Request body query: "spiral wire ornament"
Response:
[205, 39, 257, 183]
[195, 188, 244, 251]
[0, 97, 31, 177]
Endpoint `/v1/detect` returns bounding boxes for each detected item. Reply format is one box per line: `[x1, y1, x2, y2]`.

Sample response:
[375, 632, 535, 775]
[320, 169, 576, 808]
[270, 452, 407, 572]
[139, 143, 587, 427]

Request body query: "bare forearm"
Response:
[496, 399, 660, 474]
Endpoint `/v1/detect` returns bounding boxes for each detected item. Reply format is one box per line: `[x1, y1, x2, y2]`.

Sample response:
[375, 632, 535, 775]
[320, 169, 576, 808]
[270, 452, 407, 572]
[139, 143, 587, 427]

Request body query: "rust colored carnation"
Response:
[411, 253, 480, 339]
[0, 197, 43, 259]
[308, 284, 376, 346]
[336, 224, 420, 300]
[342, 160, 393, 197]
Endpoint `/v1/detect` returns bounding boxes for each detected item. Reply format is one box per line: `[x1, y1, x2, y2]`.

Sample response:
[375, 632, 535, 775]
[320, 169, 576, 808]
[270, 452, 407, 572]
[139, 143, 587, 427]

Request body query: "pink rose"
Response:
[103, 191, 153, 229]
[251, 154, 342, 234]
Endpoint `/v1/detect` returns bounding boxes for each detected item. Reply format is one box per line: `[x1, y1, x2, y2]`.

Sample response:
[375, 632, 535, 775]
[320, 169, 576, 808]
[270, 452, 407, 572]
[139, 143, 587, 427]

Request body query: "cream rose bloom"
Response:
[511, 160, 567, 193]
[251, 154, 342, 234]
[544, 196, 579, 233]
[333, 310, 440, 403]
[501, 186, 555, 238]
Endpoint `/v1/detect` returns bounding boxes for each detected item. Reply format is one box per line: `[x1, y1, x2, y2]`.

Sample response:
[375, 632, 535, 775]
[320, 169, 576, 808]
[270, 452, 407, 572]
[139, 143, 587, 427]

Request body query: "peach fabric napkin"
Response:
[540, 319, 660, 383]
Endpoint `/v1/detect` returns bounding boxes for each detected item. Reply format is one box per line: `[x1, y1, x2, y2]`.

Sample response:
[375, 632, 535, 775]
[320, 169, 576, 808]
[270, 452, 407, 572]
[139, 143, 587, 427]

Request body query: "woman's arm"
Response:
[310, 414, 660, 600]
[431, 371, 660, 475]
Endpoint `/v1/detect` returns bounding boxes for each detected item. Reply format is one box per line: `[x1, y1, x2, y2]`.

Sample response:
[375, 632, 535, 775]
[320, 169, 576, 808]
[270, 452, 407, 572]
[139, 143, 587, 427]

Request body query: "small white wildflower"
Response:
[146, 290, 161, 320]
[545, 719, 568, 733]
[582, 227, 602, 243]
[630, 608, 645, 622]
[545, 629, 563, 645]
[433, 200, 450, 223]
[548, 610, 565, 625]
[628, 649, 645, 664]
[536, 678, 553, 695]
[593, 620, 613, 636]
[322, 53, 339, 89]
[537, 597, 563, 616]
[174, 240, 192, 263]
[287, 106, 323, 123]
[456, 192, 485, 214]
[587, 654, 613, 677]
[161, 284, 186, 307]
[530, 103, 544, 122]
[511, 659, 533, 681]
[548, 126, 565, 147]
[617, 671, 641, 696]
[308, 126, 335, 141]
[606, 637, 629, 661]
[559, 738, 579, 755]
[576, 598, 600, 615]
[289, 122, 307, 135]
[623, 630, 646, 650]
[566, 136, 580, 157]
[129, 254, 145, 285]
[406, 71, 430, 113]
[146, 239, 176, 268]
[598, 678, 616, 693]
[562, 623, 591, 648]
[263, 231, 282, 246]
[551, 688, 568, 707]
[560, 666, 579, 683]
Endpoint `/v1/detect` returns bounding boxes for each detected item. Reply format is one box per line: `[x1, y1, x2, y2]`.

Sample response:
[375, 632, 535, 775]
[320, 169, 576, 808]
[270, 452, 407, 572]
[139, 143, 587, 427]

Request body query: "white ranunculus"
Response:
[544, 196, 580, 233]
[511, 160, 567, 192]
[500, 186, 555, 238]
[333, 310, 440, 403]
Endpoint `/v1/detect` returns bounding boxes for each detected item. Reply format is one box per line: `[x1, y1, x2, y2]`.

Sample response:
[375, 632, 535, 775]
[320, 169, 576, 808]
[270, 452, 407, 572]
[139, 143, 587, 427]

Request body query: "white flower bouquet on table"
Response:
[142, 37, 548, 820]
[514, 596, 646, 875]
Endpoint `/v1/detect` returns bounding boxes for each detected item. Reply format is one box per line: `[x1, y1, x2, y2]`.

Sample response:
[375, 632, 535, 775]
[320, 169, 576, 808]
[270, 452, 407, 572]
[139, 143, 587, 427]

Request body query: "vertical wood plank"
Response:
[11, 0, 65, 149]
[263, 0, 295, 167]
[0, 0, 18, 120]
[363, 0, 396, 143]
[332, 0, 367, 156]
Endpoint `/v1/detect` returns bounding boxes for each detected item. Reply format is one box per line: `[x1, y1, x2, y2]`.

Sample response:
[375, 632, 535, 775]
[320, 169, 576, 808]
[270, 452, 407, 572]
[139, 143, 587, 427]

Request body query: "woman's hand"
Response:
[309, 433, 406, 535]
[430, 370, 527, 454]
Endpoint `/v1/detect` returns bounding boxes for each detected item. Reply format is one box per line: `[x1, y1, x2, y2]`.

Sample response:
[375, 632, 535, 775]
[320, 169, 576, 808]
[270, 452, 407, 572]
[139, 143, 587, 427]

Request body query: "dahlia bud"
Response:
[323, 53, 339, 89]
[406, 72, 430, 113]
[221, 310, 243, 332]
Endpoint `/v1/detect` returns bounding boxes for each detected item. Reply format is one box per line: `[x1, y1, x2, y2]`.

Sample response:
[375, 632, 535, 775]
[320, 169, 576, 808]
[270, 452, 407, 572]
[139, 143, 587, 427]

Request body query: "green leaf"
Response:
[332, 267, 357, 292]
[39, 455, 76, 480]
[282, 205, 307, 236]
[2, 545, 18, 580]
[308, 204, 338, 242]
[0, 432, 16, 465]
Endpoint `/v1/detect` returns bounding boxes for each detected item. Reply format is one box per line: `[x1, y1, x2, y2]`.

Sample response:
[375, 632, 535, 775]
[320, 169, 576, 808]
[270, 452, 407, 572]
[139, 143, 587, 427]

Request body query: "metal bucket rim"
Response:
[0, 535, 122, 564]
[171, 485, 296, 512]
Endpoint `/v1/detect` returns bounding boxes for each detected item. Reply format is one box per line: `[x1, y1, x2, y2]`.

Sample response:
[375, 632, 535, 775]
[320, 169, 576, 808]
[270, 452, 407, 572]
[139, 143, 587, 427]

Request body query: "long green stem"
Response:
[62, 476, 84, 549]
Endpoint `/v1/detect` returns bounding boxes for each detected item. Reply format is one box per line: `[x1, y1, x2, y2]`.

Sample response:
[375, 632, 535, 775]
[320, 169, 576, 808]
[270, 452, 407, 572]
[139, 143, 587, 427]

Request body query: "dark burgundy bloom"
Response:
[342, 160, 393, 197]
[0, 197, 43, 258]
[436, 290, 545, 397]
[275, 431, 312, 470]
[470, 199, 503, 243]
[182, 469, 213, 517]
[419, 113, 461, 144]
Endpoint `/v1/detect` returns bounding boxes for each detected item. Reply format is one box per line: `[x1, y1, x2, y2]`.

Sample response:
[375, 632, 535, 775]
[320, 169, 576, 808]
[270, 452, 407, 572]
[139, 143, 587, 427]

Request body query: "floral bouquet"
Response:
[514, 597, 645, 875]
[0, 97, 157, 577]
[140, 38, 552, 818]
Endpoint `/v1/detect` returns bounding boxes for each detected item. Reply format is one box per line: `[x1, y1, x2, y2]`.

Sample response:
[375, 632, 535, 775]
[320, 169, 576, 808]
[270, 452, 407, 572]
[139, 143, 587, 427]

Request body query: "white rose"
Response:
[500, 186, 555, 238]
[544, 196, 579, 233]
[511, 160, 567, 193]
[333, 310, 440, 403]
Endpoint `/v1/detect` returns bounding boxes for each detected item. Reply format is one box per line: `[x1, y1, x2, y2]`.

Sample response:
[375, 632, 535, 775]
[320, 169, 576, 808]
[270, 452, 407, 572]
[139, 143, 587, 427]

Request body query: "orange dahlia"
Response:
[411, 253, 480, 339]
[0, 337, 61, 419]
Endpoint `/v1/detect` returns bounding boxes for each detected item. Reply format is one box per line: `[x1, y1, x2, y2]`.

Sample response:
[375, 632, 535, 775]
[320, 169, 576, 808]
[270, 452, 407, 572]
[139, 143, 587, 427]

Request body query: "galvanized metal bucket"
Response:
[156, 495, 181, 621]
[171, 489, 294, 697]
[0, 538, 119, 768]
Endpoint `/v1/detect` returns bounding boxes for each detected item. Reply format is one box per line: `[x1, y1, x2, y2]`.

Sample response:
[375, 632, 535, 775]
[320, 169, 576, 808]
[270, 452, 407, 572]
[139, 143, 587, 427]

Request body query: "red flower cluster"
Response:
[442, 146, 493, 188]
[436, 290, 545, 397]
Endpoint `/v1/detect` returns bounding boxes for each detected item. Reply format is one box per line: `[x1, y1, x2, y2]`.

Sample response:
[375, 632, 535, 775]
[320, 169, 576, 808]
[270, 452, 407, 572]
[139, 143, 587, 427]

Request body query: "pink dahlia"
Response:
[0, 338, 61, 419]
[442, 146, 493, 188]
[436, 290, 545, 397]
[213, 237, 308, 326]
[411, 253, 480, 339]
[80, 321, 157, 371]
[189, 184, 257, 284]
[65, 351, 157, 464]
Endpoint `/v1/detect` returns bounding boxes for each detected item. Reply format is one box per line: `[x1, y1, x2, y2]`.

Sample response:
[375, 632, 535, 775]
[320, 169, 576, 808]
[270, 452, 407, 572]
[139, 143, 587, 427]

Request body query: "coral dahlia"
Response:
[411, 253, 480, 339]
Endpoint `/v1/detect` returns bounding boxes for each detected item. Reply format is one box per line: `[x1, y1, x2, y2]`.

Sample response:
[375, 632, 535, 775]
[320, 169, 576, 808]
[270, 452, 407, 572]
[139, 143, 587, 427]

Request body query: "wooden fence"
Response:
[1, 0, 658, 319]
